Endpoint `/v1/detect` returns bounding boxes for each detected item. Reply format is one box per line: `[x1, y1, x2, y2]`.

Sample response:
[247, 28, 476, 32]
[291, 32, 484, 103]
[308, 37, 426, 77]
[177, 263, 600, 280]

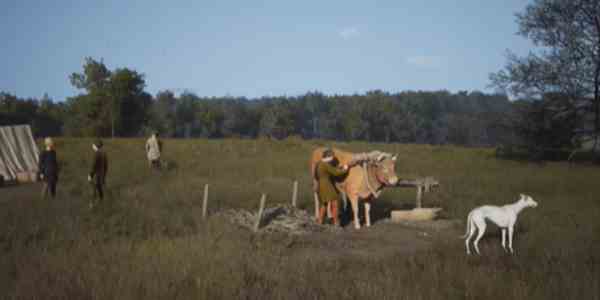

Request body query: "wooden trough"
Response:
[391, 208, 442, 222]
[391, 177, 441, 222]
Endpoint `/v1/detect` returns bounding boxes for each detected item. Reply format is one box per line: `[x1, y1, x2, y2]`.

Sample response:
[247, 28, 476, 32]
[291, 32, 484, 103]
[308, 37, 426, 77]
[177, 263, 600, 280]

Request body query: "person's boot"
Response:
[331, 201, 340, 226]
[317, 206, 327, 224]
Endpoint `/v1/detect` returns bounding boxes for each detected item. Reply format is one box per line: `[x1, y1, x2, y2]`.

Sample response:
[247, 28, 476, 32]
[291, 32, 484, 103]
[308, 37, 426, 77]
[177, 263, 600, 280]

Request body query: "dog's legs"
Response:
[508, 226, 514, 254]
[501, 228, 507, 252]
[364, 202, 371, 227]
[465, 219, 476, 255]
[473, 219, 486, 255]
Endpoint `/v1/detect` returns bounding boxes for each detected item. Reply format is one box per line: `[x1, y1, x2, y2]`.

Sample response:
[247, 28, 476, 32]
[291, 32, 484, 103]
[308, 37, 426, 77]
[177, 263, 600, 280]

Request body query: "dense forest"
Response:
[0, 59, 514, 147]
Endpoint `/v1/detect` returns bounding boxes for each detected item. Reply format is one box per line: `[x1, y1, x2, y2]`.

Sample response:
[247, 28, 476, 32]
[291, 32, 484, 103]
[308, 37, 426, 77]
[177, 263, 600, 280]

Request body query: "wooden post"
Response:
[424, 177, 434, 192]
[291, 180, 298, 207]
[202, 184, 209, 219]
[254, 194, 267, 232]
[416, 185, 422, 209]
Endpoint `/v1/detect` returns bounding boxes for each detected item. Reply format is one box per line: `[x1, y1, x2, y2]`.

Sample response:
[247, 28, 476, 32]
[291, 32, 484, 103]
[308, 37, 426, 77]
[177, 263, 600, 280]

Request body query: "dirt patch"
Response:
[219, 204, 461, 259]
[218, 204, 341, 235]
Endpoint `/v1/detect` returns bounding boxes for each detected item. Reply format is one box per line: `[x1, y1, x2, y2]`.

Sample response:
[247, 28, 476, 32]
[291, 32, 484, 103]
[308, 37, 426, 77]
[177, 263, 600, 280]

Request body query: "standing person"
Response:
[315, 148, 349, 226]
[88, 140, 108, 204]
[38, 137, 59, 199]
[145, 132, 162, 170]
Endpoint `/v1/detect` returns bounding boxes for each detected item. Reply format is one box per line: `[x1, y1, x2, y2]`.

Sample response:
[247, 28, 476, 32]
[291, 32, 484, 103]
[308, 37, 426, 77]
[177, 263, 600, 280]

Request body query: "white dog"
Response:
[462, 194, 538, 255]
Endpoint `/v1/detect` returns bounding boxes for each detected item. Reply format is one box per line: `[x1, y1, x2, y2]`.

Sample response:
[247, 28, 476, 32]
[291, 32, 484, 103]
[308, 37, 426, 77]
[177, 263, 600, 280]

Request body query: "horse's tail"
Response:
[459, 211, 473, 239]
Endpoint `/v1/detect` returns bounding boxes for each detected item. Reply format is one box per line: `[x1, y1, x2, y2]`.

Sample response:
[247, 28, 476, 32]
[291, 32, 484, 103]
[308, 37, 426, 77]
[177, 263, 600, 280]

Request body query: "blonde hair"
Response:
[44, 137, 54, 148]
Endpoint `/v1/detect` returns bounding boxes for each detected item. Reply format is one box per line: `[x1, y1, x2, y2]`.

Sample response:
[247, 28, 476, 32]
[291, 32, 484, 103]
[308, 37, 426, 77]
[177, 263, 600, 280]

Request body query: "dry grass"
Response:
[0, 137, 599, 299]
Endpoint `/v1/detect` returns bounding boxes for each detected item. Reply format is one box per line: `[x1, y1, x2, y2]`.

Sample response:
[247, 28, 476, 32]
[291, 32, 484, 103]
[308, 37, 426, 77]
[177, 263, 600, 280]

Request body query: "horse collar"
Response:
[362, 162, 382, 198]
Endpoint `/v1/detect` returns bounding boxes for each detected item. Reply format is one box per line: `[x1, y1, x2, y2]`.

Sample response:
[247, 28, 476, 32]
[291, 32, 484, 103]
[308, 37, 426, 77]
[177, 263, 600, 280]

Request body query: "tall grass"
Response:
[0, 138, 598, 299]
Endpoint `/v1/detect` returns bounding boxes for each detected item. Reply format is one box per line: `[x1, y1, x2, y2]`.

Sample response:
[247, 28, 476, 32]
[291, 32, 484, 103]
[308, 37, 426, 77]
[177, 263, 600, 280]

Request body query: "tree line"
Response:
[0, 58, 515, 147]
[2, 0, 598, 158]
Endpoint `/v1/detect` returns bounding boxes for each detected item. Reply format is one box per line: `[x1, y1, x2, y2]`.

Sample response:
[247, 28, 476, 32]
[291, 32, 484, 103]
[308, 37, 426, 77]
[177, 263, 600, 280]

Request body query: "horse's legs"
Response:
[364, 202, 371, 227]
[350, 196, 361, 229]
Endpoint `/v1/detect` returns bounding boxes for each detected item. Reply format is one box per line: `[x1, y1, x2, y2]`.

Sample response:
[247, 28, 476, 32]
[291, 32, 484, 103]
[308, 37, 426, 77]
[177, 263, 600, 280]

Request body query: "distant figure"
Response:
[38, 137, 59, 199]
[315, 148, 348, 226]
[88, 140, 108, 202]
[145, 132, 162, 169]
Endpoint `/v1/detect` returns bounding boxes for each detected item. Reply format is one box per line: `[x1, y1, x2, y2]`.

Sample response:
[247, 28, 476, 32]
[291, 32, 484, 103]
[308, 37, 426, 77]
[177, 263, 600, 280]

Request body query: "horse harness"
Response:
[361, 161, 385, 199]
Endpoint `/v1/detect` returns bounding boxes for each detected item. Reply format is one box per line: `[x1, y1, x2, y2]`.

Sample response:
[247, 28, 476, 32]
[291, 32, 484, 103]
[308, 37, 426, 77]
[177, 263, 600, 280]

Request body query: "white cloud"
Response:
[339, 27, 360, 40]
[405, 55, 444, 69]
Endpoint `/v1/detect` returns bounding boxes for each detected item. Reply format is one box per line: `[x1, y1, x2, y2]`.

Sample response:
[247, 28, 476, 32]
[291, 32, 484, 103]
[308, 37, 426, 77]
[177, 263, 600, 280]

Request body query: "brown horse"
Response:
[310, 147, 399, 229]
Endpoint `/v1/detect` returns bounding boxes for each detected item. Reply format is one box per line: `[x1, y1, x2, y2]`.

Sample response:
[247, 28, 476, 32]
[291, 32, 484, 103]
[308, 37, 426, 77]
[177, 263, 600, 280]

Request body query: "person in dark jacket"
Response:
[38, 137, 59, 199]
[88, 140, 108, 202]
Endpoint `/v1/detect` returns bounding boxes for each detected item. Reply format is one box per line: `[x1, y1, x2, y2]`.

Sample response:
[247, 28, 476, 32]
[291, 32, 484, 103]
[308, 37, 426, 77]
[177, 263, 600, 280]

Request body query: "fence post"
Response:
[291, 180, 298, 207]
[416, 185, 422, 209]
[254, 194, 267, 232]
[202, 184, 209, 219]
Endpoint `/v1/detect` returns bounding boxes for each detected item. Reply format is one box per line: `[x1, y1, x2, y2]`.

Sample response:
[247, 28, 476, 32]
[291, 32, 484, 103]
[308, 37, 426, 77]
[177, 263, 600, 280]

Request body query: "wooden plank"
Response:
[202, 184, 209, 219]
[416, 185, 422, 209]
[254, 194, 267, 232]
[396, 179, 421, 187]
[291, 180, 298, 207]
[397, 178, 439, 189]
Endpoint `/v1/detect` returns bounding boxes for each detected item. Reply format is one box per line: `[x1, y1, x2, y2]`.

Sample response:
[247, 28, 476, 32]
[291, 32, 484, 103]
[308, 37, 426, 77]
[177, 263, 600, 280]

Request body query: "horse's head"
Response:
[373, 153, 399, 186]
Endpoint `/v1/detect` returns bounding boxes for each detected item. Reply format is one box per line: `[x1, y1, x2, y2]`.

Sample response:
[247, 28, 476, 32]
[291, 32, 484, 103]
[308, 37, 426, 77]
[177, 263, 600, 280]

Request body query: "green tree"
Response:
[67, 57, 150, 137]
[110, 68, 150, 136]
[148, 90, 177, 137]
[258, 100, 295, 139]
[490, 0, 600, 155]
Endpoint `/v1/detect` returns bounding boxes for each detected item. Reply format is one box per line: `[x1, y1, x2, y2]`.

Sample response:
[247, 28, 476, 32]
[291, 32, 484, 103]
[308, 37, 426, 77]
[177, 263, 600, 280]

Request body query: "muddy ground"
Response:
[219, 204, 463, 261]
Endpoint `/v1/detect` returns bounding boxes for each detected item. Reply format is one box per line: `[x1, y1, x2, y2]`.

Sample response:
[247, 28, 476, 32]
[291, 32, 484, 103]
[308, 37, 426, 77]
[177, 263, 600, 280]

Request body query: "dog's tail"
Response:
[459, 211, 472, 239]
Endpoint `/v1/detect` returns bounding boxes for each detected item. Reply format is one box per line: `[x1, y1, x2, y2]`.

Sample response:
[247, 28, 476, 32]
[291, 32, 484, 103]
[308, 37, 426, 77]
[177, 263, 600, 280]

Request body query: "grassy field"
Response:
[1, 137, 599, 299]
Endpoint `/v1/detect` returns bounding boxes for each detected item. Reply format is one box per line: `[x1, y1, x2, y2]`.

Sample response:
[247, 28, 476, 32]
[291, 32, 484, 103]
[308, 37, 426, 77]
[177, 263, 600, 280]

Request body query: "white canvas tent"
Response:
[0, 125, 39, 182]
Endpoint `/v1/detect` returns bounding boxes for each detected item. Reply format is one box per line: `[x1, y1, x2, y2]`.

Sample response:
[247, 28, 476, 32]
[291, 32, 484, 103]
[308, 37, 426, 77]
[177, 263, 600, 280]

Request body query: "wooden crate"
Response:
[16, 172, 38, 183]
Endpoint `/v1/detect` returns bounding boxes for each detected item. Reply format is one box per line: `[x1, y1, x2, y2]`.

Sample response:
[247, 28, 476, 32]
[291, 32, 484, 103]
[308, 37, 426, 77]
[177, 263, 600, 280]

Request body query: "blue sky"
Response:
[1, 0, 534, 101]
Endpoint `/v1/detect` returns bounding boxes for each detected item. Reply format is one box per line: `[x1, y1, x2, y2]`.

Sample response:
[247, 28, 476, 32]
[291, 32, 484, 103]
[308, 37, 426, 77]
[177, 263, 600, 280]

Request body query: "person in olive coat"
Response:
[88, 140, 108, 202]
[38, 137, 59, 198]
[315, 148, 348, 225]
